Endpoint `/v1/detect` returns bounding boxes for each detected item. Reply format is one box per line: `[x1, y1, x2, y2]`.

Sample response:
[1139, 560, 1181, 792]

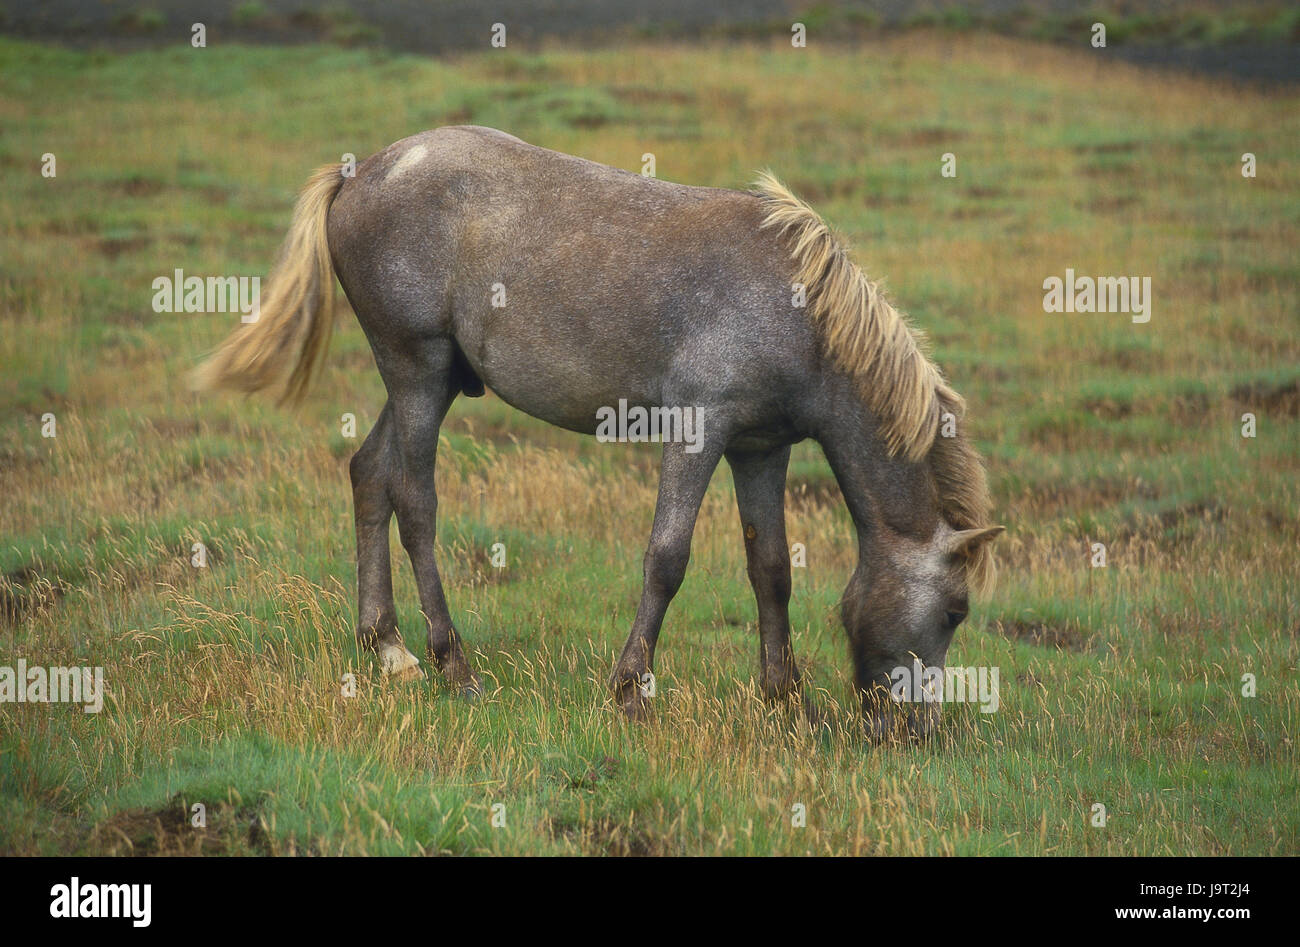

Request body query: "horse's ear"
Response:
[946, 526, 1005, 560]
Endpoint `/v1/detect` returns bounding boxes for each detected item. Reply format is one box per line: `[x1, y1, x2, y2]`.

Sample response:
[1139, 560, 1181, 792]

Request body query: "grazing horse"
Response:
[195, 126, 1003, 739]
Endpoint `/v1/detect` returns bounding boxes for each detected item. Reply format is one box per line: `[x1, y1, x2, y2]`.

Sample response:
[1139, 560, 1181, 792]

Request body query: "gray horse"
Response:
[195, 125, 1003, 739]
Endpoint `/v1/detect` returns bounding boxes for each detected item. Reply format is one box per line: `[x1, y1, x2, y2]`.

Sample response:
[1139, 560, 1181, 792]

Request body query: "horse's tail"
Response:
[191, 164, 345, 405]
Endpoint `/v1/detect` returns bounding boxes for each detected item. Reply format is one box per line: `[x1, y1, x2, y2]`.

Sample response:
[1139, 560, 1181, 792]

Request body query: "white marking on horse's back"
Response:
[385, 143, 429, 184]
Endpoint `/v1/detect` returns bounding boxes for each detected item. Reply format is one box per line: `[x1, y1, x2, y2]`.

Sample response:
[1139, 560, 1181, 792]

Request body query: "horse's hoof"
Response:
[614, 684, 653, 722]
[380, 643, 423, 681]
[622, 700, 652, 722]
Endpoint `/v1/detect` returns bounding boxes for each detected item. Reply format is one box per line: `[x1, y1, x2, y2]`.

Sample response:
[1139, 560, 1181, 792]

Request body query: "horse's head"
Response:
[842, 522, 1003, 741]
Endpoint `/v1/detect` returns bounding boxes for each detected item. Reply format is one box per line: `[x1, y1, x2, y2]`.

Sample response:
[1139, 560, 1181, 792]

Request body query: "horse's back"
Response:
[328, 126, 818, 437]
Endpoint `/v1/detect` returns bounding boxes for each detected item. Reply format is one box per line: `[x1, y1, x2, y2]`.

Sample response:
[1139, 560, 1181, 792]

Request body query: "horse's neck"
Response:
[817, 397, 941, 548]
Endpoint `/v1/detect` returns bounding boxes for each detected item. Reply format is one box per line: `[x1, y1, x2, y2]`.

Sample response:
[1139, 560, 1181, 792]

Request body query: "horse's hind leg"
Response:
[384, 338, 482, 696]
[726, 446, 804, 705]
[351, 402, 421, 679]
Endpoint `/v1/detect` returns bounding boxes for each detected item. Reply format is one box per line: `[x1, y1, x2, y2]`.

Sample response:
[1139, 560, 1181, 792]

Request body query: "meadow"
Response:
[0, 29, 1296, 855]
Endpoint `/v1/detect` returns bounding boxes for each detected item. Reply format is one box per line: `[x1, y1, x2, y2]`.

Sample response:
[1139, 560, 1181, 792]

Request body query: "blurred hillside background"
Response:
[4, 0, 1299, 82]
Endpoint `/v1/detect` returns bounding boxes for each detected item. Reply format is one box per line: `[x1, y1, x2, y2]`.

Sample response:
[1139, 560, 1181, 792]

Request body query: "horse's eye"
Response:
[945, 609, 967, 629]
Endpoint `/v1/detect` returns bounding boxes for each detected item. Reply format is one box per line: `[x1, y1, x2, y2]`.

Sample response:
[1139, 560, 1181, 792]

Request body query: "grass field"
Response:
[0, 30, 1297, 855]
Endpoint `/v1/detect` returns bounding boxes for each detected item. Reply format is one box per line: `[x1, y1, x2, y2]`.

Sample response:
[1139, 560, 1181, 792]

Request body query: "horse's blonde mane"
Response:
[755, 172, 995, 594]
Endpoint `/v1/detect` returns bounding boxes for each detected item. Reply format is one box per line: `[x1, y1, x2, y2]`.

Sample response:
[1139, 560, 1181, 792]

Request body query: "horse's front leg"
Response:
[611, 438, 724, 718]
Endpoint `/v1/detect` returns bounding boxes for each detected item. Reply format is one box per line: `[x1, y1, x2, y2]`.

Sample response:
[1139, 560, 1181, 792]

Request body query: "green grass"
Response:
[780, 2, 1300, 48]
[0, 32, 1296, 855]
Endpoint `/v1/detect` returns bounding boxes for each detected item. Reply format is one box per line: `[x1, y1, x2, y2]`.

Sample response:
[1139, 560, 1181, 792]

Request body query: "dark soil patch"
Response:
[440, 106, 475, 124]
[40, 218, 99, 237]
[1115, 500, 1227, 548]
[951, 203, 1013, 220]
[0, 445, 46, 478]
[892, 126, 966, 148]
[1154, 500, 1224, 531]
[1261, 507, 1300, 542]
[1075, 141, 1140, 155]
[98, 234, 151, 259]
[1019, 477, 1160, 516]
[104, 307, 155, 326]
[1231, 378, 1300, 418]
[566, 112, 609, 129]
[86, 800, 270, 855]
[1081, 193, 1140, 212]
[965, 362, 1017, 384]
[0, 566, 70, 629]
[198, 185, 231, 205]
[112, 176, 165, 198]
[784, 177, 862, 203]
[1171, 390, 1214, 424]
[610, 85, 694, 106]
[994, 618, 1089, 652]
[547, 813, 658, 856]
[1082, 396, 1133, 420]
[1094, 345, 1158, 372]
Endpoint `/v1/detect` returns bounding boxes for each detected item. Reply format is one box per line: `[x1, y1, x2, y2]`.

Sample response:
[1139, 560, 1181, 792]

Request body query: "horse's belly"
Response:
[465, 328, 663, 437]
